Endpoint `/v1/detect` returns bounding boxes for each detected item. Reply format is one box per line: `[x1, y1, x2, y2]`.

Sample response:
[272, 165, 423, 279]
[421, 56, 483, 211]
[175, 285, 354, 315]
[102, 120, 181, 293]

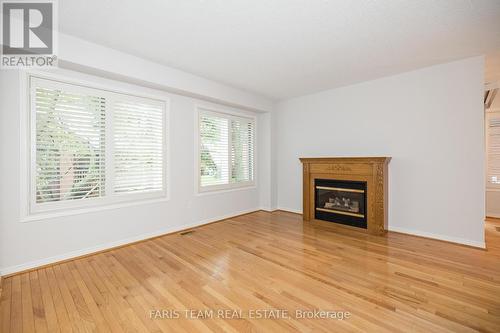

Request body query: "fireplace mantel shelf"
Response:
[300, 156, 390, 235]
[299, 157, 391, 163]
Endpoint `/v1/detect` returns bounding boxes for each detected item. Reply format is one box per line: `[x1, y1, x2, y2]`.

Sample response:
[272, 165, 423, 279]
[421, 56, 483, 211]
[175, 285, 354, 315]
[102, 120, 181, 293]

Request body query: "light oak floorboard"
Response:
[1, 211, 500, 332]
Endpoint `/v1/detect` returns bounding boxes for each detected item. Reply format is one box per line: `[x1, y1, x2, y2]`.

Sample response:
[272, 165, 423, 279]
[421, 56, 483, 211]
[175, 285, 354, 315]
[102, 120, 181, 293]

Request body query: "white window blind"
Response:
[30, 76, 167, 215]
[199, 113, 229, 187]
[230, 118, 254, 183]
[35, 84, 106, 203]
[199, 109, 255, 191]
[113, 99, 164, 194]
[487, 112, 500, 188]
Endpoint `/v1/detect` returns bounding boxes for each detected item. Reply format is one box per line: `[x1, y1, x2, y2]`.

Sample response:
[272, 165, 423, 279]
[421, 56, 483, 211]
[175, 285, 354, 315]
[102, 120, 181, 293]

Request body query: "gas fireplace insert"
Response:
[314, 178, 367, 229]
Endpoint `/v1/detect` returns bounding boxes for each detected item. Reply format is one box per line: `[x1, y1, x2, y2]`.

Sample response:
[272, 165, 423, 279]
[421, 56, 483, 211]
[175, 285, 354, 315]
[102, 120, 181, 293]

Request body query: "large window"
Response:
[28, 76, 168, 216]
[487, 111, 500, 189]
[198, 108, 255, 192]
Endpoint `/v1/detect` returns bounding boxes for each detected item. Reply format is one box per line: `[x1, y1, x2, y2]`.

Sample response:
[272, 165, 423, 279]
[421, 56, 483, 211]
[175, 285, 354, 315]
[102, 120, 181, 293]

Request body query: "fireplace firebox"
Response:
[314, 179, 367, 229]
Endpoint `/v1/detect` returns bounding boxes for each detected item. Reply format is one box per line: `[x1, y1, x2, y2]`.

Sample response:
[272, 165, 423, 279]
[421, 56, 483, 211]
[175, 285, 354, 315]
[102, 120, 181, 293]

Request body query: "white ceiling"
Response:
[59, 0, 500, 100]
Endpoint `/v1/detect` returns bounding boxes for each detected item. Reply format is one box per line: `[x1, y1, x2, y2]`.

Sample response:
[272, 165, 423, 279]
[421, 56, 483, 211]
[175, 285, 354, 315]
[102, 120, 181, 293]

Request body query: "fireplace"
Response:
[315, 179, 367, 229]
[300, 157, 390, 235]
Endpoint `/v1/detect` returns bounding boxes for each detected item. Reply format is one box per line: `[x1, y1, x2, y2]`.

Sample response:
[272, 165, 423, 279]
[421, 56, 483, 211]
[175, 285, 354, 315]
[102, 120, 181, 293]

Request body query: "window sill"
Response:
[20, 196, 169, 223]
[196, 184, 257, 197]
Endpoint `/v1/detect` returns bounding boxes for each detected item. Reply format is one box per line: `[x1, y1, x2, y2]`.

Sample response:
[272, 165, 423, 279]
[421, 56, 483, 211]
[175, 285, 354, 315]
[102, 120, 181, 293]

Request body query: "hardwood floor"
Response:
[1, 211, 500, 332]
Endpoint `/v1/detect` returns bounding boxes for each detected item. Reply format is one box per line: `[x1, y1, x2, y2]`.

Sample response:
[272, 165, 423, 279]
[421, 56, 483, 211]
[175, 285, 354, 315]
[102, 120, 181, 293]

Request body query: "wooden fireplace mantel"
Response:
[300, 157, 390, 235]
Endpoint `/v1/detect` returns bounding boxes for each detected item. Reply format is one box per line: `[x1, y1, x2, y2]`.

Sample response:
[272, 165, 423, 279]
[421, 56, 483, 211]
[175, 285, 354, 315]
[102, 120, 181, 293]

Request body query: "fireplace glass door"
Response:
[315, 179, 367, 229]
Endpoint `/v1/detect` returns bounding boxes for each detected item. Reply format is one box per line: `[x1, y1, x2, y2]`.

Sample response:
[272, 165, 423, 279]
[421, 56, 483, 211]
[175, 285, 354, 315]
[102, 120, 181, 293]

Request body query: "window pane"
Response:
[35, 86, 106, 203]
[199, 114, 229, 186]
[113, 100, 164, 194]
[199, 110, 254, 190]
[488, 114, 500, 186]
[231, 119, 254, 183]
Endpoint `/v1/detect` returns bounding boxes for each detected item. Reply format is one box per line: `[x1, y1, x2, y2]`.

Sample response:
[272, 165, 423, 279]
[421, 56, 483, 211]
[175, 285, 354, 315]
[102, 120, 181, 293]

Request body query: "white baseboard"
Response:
[276, 206, 303, 214]
[388, 226, 485, 249]
[486, 213, 500, 219]
[258, 207, 302, 214]
[0, 207, 260, 276]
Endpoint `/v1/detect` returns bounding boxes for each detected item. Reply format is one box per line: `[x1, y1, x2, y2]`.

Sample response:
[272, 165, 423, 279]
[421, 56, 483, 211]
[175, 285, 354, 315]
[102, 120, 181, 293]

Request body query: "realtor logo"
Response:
[1, 0, 57, 68]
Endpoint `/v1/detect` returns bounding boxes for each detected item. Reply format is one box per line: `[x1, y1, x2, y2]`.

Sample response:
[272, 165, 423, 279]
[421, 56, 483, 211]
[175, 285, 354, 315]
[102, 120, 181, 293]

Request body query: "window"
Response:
[198, 108, 255, 191]
[28, 76, 168, 216]
[487, 111, 500, 189]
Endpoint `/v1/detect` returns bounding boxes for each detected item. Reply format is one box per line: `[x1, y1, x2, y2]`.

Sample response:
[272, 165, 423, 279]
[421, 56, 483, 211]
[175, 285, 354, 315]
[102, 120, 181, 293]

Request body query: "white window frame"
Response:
[196, 106, 256, 194]
[486, 109, 500, 191]
[20, 71, 170, 222]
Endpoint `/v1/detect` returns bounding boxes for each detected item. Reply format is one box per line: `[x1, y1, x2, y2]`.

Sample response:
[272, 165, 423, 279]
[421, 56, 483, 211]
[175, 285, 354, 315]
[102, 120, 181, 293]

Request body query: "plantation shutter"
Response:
[199, 110, 254, 190]
[231, 118, 254, 183]
[487, 112, 500, 188]
[199, 113, 229, 187]
[113, 99, 165, 194]
[34, 79, 106, 203]
[30, 76, 168, 215]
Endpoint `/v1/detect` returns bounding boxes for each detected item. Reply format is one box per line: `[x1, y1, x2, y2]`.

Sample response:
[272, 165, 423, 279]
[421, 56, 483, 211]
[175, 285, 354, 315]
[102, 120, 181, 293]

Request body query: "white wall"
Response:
[274, 57, 485, 247]
[258, 112, 273, 210]
[0, 38, 487, 275]
[0, 54, 273, 275]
